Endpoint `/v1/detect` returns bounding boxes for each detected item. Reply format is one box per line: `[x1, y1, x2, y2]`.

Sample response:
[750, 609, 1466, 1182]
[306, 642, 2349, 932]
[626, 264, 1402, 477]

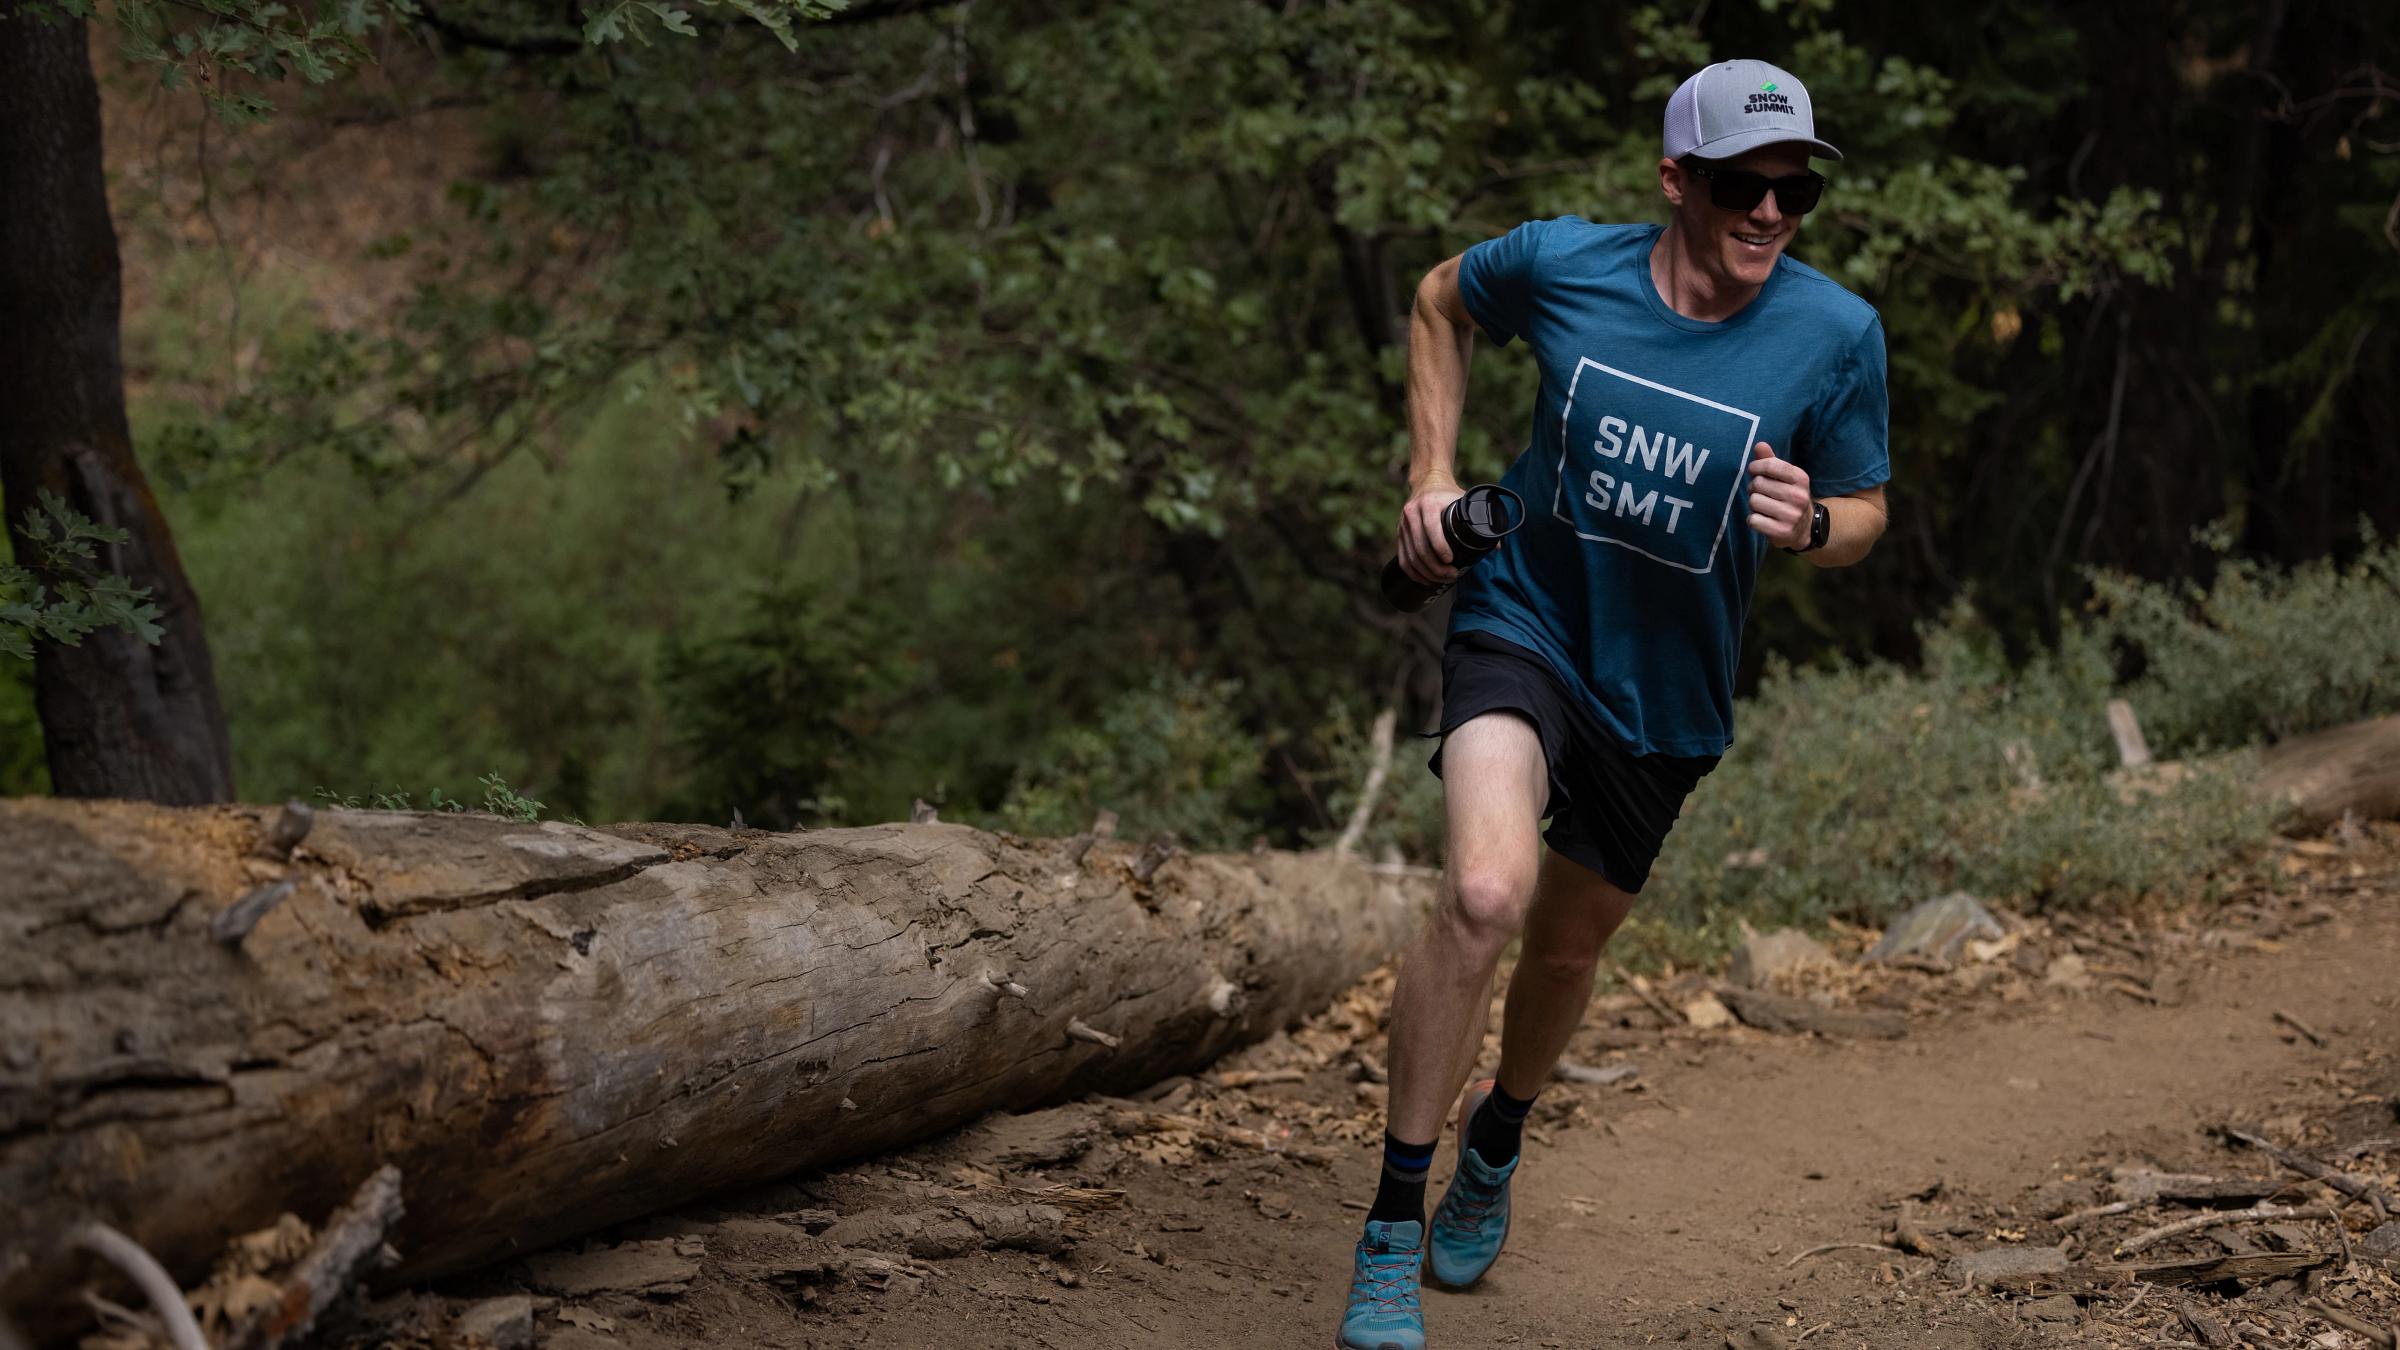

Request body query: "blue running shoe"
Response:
[1337, 1219, 1426, 1350]
[1427, 1079, 1518, 1288]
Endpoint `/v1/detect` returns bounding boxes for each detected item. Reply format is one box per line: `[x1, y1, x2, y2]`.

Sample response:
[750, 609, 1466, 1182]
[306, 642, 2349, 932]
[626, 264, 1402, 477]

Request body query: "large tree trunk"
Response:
[0, 9, 235, 804]
[0, 801, 1426, 1333]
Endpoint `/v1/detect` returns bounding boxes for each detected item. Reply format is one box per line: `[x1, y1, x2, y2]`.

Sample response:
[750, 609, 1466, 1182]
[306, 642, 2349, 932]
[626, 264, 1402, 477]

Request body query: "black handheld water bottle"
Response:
[1379, 484, 1523, 612]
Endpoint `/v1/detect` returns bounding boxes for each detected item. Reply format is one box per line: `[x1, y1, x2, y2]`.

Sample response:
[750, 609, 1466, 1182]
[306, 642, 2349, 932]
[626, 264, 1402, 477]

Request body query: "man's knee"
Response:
[1520, 933, 1603, 985]
[1440, 865, 1533, 955]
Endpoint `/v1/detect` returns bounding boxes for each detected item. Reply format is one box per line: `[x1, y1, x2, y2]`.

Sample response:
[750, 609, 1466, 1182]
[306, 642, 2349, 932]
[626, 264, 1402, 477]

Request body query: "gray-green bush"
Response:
[2091, 524, 2400, 753]
[1348, 533, 2400, 950]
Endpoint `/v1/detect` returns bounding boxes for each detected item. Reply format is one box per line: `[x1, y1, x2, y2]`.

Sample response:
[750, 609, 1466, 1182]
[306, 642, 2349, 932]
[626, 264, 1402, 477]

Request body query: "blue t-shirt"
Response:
[1452, 217, 1889, 756]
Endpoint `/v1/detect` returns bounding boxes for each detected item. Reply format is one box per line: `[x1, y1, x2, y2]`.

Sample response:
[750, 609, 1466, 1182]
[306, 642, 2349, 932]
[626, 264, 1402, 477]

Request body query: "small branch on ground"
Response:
[1785, 1242, 1905, 1269]
[2176, 1299, 2239, 1349]
[1216, 1069, 1306, 1089]
[2114, 1203, 2337, 1257]
[2056, 1199, 2142, 1230]
[2305, 1300, 2398, 1348]
[2272, 1008, 2327, 1046]
[224, 1165, 405, 1350]
[1552, 1059, 1637, 1086]
[2220, 1126, 2394, 1216]
[1613, 964, 1682, 1026]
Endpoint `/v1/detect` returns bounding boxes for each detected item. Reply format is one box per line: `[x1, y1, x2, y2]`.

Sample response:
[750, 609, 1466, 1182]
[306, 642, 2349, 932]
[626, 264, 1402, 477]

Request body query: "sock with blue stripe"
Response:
[1367, 1132, 1437, 1227]
[1466, 1081, 1536, 1166]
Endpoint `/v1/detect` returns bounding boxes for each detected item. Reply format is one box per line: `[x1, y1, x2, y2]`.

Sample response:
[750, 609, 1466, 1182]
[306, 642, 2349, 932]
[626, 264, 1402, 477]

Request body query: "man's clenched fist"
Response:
[1745, 442, 1813, 550]
[1396, 480, 1469, 586]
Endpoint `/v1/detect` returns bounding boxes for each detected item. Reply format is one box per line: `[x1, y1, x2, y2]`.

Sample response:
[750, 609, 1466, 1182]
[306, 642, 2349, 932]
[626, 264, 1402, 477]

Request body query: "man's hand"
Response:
[1745, 442, 1812, 550]
[1397, 479, 1469, 585]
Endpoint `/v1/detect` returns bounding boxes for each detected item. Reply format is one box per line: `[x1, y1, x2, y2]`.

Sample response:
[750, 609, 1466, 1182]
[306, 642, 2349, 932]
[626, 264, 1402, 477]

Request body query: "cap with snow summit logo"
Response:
[1663, 59, 1842, 162]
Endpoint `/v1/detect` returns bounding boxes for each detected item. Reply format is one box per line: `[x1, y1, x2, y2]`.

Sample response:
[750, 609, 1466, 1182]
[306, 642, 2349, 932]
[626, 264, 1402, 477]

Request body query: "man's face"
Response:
[1658, 143, 1816, 289]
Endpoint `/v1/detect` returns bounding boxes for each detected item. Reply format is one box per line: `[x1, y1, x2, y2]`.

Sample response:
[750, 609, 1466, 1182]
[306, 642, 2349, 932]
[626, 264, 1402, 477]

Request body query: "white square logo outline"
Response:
[1551, 357, 1760, 576]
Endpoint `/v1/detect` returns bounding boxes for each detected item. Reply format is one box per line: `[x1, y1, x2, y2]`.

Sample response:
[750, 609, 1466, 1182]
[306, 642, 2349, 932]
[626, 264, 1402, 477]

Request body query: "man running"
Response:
[1339, 58, 1891, 1350]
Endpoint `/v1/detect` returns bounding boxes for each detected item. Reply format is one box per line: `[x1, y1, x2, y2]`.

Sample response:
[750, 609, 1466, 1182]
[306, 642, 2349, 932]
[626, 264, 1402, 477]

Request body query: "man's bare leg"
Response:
[1494, 853, 1636, 1099]
[1383, 713, 1549, 1144]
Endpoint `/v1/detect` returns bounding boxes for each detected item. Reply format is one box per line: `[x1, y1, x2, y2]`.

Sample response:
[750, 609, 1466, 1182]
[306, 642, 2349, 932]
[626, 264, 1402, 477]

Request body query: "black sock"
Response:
[1466, 1082, 1536, 1165]
[1368, 1132, 1437, 1227]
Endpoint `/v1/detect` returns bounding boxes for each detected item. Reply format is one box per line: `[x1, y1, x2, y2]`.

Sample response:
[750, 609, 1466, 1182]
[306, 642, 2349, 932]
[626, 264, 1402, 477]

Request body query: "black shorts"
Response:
[1428, 630, 1718, 894]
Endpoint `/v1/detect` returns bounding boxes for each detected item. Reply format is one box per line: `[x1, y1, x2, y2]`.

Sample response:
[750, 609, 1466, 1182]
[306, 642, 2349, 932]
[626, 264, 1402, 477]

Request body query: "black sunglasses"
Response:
[1681, 162, 1828, 216]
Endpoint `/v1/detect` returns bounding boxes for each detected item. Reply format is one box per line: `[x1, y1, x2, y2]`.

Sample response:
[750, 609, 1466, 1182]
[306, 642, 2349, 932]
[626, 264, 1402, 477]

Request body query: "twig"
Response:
[259, 800, 314, 858]
[1613, 964, 1682, 1026]
[1062, 810, 1118, 867]
[2272, 1009, 2327, 1047]
[211, 878, 298, 947]
[225, 1165, 405, 1350]
[2106, 698, 2153, 769]
[1553, 1059, 1638, 1087]
[1332, 707, 1397, 858]
[2057, 1199, 2142, 1230]
[2176, 1299, 2238, 1350]
[1216, 1068, 1306, 1089]
[2305, 1300, 2397, 1348]
[68, 1223, 209, 1350]
[1785, 1242, 1905, 1269]
[2114, 1203, 2336, 1257]
[2221, 1127, 2394, 1216]
[1131, 833, 1179, 884]
[1066, 1018, 1121, 1050]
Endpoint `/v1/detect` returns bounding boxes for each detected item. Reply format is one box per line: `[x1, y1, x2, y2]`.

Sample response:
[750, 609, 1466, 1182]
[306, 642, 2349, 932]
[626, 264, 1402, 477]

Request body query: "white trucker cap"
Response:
[1663, 59, 1842, 162]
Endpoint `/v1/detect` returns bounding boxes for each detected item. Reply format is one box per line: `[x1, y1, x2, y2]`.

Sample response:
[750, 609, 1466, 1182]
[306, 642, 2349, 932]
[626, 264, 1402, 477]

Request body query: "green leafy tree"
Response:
[0, 492, 163, 662]
[0, 0, 850, 802]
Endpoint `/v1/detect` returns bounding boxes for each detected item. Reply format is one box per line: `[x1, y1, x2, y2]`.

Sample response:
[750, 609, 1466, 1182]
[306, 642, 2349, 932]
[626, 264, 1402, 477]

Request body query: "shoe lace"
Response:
[1351, 1245, 1421, 1313]
[1440, 1172, 1503, 1235]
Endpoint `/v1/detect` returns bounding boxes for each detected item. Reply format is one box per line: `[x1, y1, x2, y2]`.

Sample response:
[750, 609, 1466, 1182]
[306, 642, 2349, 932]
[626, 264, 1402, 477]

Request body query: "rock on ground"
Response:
[1866, 893, 2005, 964]
[451, 1295, 536, 1349]
[1731, 928, 1836, 987]
[1947, 1245, 2069, 1283]
[523, 1241, 700, 1298]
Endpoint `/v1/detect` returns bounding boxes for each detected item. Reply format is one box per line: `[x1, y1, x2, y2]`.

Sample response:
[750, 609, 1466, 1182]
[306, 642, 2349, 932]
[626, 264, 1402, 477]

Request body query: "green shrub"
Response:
[1640, 617, 2275, 940]
[2090, 524, 2400, 752]
[996, 673, 1268, 852]
[1359, 582, 2306, 955]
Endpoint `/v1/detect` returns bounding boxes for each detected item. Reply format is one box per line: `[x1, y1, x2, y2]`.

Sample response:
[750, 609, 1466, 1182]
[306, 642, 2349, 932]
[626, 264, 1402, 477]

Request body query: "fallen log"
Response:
[2253, 713, 2400, 833]
[0, 800, 1427, 1334]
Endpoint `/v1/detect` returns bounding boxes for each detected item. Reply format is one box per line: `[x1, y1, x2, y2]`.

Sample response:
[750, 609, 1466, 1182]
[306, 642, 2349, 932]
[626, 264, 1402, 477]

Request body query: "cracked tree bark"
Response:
[0, 801, 1426, 1335]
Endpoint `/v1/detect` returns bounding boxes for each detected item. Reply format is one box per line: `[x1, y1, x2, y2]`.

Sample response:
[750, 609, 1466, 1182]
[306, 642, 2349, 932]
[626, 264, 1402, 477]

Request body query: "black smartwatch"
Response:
[1783, 500, 1829, 555]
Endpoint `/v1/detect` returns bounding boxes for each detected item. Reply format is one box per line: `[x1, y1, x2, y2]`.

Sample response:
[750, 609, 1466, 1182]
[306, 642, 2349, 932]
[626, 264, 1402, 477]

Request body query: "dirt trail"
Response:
[398, 852, 2400, 1350]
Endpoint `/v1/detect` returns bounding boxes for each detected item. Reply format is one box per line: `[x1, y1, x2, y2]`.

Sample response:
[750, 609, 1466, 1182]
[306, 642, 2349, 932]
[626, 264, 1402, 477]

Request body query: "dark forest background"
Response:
[3, 0, 2395, 929]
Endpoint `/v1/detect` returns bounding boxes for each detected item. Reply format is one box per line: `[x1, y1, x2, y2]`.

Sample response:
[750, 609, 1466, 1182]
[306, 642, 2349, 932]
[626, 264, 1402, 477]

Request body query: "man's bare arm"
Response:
[1805, 485, 1887, 568]
[1398, 255, 1479, 584]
